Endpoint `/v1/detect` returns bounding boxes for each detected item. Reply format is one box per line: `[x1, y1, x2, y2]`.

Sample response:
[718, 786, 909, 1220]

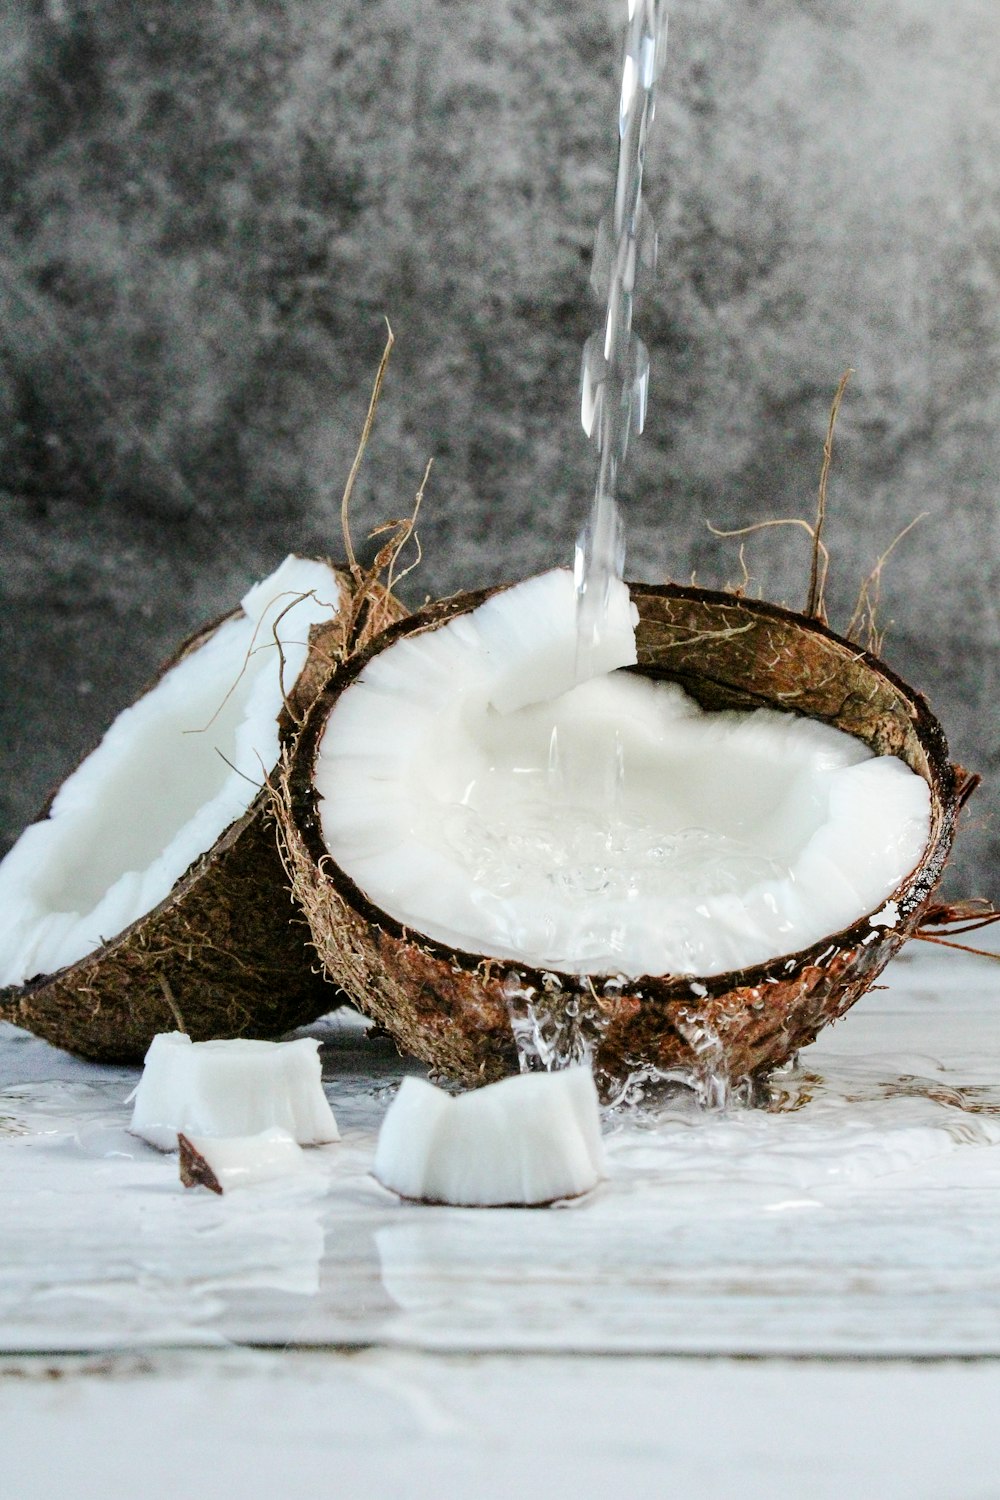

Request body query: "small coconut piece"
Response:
[129, 1032, 339, 1151]
[280, 575, 971, 1094]
[374, 1067, 605, 1206]
[0, 555, 405, 1062]
[178, 1128, 310, 1194]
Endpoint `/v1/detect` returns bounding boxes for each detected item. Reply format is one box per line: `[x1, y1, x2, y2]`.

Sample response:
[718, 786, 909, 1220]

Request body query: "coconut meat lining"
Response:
[316, 569, 932, 979]
[0, 556, 343, 986]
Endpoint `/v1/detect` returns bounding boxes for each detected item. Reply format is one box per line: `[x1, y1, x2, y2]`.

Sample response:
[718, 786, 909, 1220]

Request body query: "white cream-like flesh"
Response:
[374, 1067, 605, 1206]
[0, 556, 343, 985]
[129, 1033, 340, 1152]
[317, 569, 932, 978]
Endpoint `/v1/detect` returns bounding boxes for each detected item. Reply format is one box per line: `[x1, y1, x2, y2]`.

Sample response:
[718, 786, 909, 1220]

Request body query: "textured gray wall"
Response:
[1, 0, 998, 899]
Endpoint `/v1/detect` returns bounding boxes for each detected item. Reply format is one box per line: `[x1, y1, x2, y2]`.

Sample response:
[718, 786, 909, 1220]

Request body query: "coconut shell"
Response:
[0, 567, 407, 1064]
[280, 582, 972, 1096]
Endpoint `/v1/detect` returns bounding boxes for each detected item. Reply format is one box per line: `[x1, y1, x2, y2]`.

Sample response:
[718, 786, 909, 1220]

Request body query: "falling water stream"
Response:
[500, 4, 791, 1108]
[503, 2, 678, 1085]
[576, 0, 668, 667]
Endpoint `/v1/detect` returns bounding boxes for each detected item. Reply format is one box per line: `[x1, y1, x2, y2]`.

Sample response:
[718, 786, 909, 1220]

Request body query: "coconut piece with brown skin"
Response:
[278, 576, 971, 1097]
[0, 555, 406, 1064]
[178, 1130, 314, 1194]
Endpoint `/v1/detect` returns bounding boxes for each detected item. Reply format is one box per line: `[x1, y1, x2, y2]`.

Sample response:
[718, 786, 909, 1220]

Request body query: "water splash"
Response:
[503, 976, 613, 1074]
[601, 1050, 766, 1123]
[577, 0, 668, 666]
[501, 967, 754, 1115]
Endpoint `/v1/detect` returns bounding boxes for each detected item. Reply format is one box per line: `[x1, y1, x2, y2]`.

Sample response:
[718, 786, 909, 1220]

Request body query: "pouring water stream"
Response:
[576, 0, 668, 670]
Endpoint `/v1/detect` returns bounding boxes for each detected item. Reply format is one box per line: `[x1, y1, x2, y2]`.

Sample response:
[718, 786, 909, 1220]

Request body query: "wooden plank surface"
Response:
[2, 933, 999, 1357]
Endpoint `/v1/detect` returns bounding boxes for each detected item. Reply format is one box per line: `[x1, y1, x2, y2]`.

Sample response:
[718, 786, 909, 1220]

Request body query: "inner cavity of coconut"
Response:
[0, 556, 342, 985]
[315, 570, 932, 979]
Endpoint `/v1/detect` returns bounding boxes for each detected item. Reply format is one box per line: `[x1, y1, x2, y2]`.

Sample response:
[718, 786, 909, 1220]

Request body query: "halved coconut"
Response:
[280, 571, 971, 1095]
[0, 556, 403, 1063]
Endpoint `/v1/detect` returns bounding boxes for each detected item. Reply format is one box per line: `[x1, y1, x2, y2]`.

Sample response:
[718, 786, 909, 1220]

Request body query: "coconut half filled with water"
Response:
[281, 569, 970, 1093]
[0, 555, 398, 1063]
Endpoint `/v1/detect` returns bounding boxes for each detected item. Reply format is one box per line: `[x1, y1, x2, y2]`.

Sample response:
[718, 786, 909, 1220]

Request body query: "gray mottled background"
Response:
[1, 0, 998, 897]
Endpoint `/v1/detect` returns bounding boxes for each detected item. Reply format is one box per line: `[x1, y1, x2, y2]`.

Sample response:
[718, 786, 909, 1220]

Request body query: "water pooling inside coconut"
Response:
[334, 664, 927, 966]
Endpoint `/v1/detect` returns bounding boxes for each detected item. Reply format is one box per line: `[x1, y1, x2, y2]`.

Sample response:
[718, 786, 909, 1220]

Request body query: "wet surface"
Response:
[8, 1346, 1000, 1500]
[2, 936, 1000, 1356]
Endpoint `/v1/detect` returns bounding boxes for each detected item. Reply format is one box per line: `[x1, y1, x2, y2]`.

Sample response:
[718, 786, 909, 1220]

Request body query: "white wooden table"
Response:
[3, 931, 1000, 1496]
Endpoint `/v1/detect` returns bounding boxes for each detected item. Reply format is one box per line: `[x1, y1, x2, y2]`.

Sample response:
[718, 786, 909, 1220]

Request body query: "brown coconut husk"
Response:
[0, 567, 407, 1064]
[278, 581, 973, 1098]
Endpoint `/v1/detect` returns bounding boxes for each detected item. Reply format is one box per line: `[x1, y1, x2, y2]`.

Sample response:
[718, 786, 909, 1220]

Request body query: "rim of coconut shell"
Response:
[285, 578, 970, 1011]
[0, 562, 407, 1062]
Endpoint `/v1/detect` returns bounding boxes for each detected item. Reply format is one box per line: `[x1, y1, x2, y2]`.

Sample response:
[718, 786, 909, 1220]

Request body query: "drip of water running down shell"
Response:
[576, 0, 668, 669]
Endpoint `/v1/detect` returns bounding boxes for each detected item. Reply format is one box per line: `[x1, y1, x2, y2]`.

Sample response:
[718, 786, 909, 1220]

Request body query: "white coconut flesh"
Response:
[0, 555, 343, 986]
[374, 1067, 605, 1206]
[315, 568, 932, 979]
[129, 1032, 340, 1151]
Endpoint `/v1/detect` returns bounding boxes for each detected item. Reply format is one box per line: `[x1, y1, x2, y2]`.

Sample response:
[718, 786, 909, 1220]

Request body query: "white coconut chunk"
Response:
[373, 1067, 605, 1206]
[179, 1127, 310, 1193]
[0, 556, 342, 985]
[316, 569, 932, 979]
[129, 1033, 340, 1151]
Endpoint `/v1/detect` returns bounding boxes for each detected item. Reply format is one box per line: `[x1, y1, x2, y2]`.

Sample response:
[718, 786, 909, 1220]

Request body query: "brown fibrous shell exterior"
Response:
[280, 582, 971, 1096]
[0, 567, 406, 1064]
